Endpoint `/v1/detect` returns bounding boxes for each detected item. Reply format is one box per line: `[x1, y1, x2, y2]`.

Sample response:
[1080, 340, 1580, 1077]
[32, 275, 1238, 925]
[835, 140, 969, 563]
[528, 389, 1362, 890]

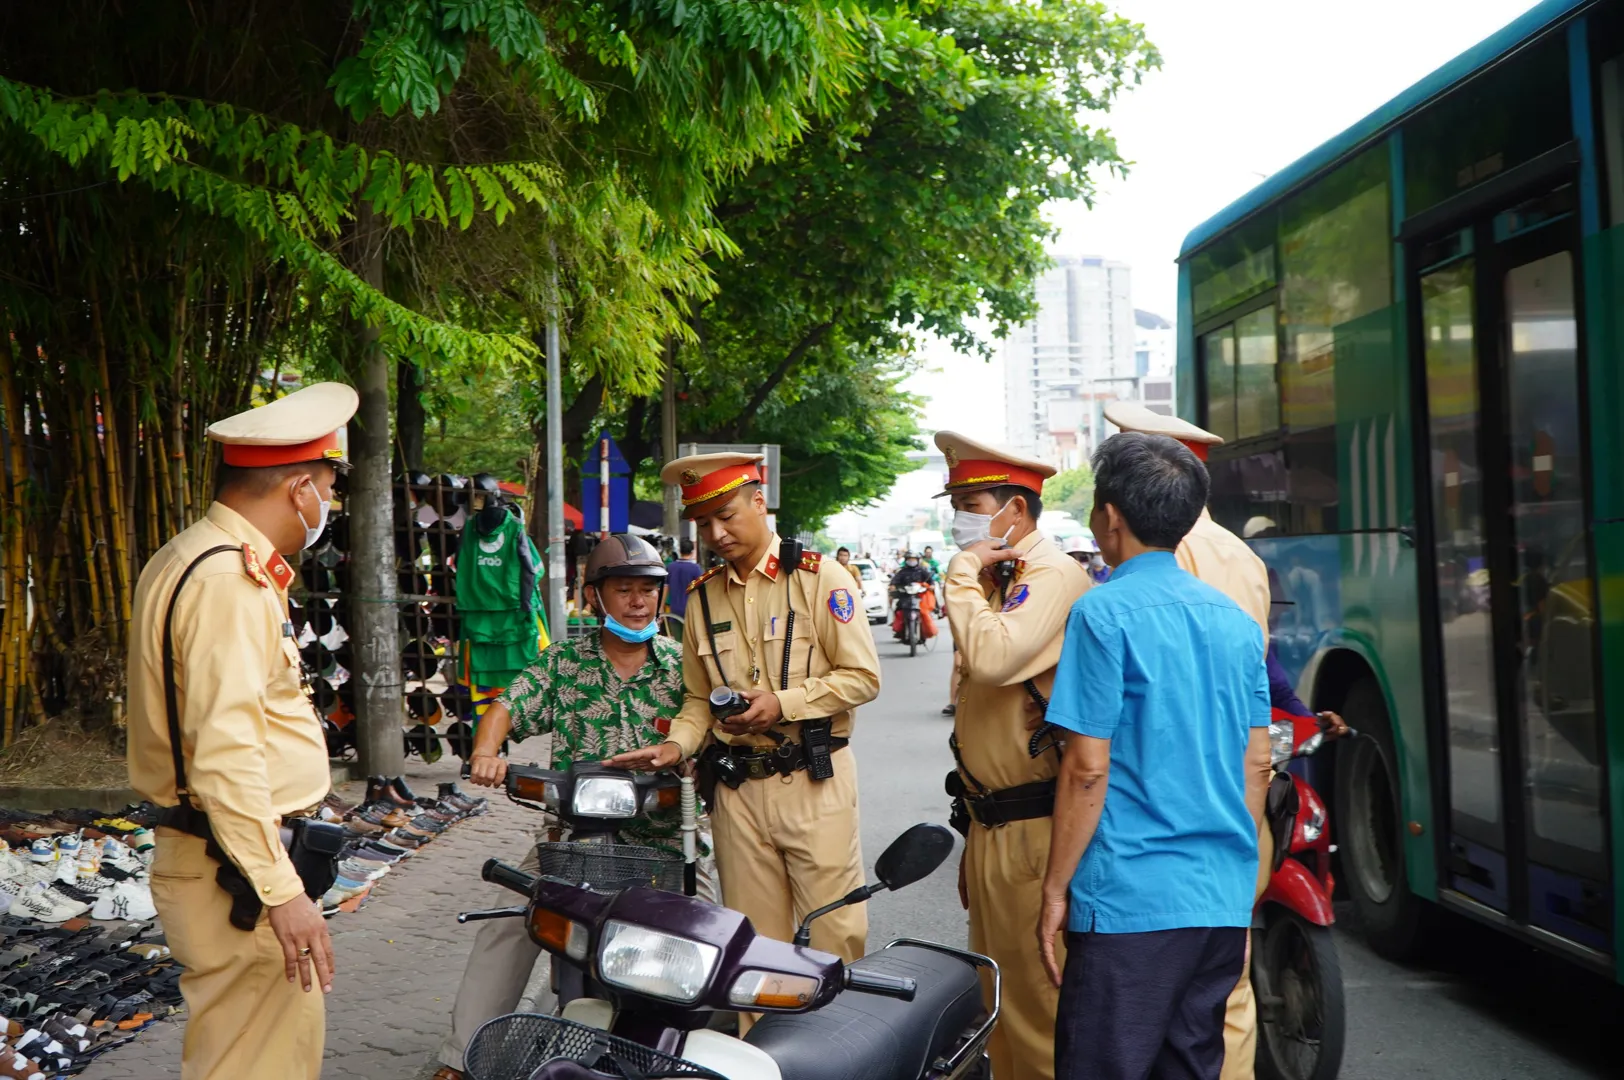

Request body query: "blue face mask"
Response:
[602, 613, 658, 644]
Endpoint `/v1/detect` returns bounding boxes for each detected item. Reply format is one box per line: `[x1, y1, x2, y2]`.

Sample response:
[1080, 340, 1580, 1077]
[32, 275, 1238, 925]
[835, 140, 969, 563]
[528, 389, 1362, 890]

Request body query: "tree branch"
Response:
[722, 320, 834, 440]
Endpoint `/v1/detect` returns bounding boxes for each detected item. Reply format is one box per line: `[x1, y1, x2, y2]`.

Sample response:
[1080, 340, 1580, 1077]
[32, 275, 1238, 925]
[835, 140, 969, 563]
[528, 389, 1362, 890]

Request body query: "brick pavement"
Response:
[79, 756, 545, 1080]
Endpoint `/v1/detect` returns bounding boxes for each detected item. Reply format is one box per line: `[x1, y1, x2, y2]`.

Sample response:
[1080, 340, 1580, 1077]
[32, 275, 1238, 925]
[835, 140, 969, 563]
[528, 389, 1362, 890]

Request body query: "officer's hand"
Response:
[721, 689, 782, 736]
[960, 536, 1015, 570]
[1037, 889, 1068, 989]
[468, 752, 508, 788]
[269, 895, 335, 994]
[1317, 711, 1351, 740]
[604, 741, 683, 772]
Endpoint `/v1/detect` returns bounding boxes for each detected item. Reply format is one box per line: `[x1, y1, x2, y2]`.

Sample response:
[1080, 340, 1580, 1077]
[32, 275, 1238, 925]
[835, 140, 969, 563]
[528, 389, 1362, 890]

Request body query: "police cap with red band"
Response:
[206, 382, 359, 470]
[659, 452, 766, 518]
[932, 431, 1057, 497]
[1102, 401, 1223, 462]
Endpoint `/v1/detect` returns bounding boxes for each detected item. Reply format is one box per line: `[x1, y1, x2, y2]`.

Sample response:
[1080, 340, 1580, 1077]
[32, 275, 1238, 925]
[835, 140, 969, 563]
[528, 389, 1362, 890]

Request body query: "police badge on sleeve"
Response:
[1001, 584, 1030, 612]
[828, 588, 855, 623]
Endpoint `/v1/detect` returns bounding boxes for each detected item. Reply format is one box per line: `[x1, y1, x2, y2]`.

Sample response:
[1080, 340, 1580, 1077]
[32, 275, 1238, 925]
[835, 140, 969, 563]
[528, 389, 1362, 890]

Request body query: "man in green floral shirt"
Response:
[436, 534, 707, 1080]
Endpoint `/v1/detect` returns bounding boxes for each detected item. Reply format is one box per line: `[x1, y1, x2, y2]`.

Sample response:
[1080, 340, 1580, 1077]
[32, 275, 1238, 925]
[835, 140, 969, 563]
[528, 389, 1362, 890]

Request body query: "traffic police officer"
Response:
[1103, 401, 1272, 1080]
[606, 453, 881, 974]
[127, 382, 357, 1080]
[936, 432, 1090, 1080]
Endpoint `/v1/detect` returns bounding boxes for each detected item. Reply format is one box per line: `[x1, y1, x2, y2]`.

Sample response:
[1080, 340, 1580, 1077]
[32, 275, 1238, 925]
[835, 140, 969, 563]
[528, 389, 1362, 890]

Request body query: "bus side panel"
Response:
[1581, 227, 1624, 981]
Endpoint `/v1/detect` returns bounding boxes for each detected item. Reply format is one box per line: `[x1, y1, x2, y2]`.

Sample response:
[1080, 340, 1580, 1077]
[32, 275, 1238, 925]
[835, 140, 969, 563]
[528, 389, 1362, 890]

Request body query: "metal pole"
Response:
[599, 435, 610, 540]
[661, 341, 680, 538]
[546, 262, 566, 639]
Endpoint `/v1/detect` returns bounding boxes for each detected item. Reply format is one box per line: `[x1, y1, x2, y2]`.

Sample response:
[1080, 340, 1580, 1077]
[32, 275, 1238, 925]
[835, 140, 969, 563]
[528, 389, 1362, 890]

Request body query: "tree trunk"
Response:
[395, 358, 425, 475]
[661, 338, 680, 537]
[348, 208, 404, 779]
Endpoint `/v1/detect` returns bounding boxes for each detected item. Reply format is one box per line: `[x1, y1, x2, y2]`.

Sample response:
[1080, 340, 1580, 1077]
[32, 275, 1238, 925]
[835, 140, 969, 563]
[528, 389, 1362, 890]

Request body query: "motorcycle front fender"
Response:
[1258, 857, 1335, 927]
[682, 1028, 784, 1080]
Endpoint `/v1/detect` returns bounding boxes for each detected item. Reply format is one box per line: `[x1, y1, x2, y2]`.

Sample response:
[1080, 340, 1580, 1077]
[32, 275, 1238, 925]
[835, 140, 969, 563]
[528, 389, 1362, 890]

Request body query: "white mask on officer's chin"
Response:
[294, 478, 332, 551]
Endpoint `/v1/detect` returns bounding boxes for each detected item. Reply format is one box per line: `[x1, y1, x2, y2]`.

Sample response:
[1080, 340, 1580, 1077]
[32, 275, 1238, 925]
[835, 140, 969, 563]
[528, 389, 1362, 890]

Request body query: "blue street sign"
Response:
[581, 476, 629, 532]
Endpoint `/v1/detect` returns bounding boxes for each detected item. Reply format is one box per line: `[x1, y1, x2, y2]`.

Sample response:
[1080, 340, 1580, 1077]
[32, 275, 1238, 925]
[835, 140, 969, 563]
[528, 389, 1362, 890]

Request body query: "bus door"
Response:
[1414, 184, 1611, 957]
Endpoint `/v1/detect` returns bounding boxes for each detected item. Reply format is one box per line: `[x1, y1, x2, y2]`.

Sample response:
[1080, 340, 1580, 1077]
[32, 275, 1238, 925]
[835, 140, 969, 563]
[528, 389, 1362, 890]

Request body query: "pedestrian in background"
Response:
[936, 431, 1090, 1080]
[127, 382, 357, 1080]
[1039, 433, 1271, 1080]
[664, 538, 703, 617]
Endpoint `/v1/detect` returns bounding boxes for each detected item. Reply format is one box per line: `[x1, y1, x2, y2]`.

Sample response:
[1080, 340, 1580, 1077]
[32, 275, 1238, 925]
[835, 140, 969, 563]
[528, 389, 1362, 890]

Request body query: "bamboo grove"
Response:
[0, 0, 1157, 750]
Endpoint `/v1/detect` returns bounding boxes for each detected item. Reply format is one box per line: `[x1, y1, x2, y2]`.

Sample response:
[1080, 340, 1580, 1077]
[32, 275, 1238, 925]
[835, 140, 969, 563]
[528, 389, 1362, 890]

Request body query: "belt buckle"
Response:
[746, 757, 770, 781]
[966, 796, 1002, 829]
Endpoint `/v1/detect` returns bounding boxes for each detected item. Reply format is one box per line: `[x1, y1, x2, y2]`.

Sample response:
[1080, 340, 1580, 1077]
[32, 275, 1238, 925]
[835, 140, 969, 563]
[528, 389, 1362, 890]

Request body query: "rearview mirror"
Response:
[875, 823, 955, 892]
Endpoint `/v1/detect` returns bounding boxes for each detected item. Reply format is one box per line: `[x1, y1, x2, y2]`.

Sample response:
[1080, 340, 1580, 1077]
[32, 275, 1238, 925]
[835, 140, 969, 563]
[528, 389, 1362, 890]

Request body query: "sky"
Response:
[902, 0, 1545, 442]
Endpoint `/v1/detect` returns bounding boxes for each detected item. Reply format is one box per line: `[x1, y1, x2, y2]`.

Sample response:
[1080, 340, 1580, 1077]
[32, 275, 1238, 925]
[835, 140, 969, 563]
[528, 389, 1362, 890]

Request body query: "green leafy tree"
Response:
[1045, 463, 1096, 517]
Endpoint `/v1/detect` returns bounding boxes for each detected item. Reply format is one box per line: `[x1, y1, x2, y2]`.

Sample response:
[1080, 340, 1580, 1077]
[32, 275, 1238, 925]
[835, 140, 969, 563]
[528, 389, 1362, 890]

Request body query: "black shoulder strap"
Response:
[163, 545, 241, 808]
[695, 577, 730, 687]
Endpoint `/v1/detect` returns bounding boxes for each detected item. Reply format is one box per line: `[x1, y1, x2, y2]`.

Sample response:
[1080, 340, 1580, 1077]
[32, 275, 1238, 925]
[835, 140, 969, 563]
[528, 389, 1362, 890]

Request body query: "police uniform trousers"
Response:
[440, 830, 719, 1072]
[711, 745, 866, 1003]
[149, 828, 324, 1080]
[965, 814, 1061, 1080]
[1218, 822, 1274, 1080]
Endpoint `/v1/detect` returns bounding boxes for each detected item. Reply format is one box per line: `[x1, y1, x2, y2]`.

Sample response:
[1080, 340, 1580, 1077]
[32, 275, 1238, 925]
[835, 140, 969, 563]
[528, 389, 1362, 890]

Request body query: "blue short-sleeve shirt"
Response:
[1047, 550, 1269, 934]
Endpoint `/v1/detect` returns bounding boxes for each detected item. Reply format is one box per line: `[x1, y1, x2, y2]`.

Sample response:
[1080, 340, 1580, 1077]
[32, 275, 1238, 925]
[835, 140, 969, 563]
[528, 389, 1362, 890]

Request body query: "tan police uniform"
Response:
[1104, 401, 1271, 1080]
[127, 382, 357, 1080]
[660, 454, 881, 971]
[935, 432, 1091, 1080]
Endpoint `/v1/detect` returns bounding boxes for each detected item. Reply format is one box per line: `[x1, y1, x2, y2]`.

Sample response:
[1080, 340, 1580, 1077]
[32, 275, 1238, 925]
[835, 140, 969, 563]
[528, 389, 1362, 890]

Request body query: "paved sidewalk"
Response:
[81, 756, 543, 1080]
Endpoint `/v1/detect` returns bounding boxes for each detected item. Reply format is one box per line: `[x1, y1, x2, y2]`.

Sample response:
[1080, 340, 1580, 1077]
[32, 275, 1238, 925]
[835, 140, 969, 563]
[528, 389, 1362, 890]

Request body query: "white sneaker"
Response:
[0, 850, 48, 893]
[11, 883, 87, 922]
[90, 880, 156, 921]
[26, 838, 55, 865]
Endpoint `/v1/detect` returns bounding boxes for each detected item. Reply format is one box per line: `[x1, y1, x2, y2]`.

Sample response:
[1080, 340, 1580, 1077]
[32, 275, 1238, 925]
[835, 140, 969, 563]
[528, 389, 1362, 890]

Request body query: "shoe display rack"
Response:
[297, 473, 480, 765]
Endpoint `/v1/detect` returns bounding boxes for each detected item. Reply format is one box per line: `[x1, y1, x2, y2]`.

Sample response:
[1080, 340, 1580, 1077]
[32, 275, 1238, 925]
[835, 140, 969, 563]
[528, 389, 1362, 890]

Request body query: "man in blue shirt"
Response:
[1037, 433, 1272, 1080]
[663, 539, 703, 617]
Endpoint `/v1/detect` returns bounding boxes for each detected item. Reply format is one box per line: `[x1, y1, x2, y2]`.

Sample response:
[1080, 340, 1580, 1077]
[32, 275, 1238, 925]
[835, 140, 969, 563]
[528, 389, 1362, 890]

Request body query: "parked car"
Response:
[850, 559, 889, 624]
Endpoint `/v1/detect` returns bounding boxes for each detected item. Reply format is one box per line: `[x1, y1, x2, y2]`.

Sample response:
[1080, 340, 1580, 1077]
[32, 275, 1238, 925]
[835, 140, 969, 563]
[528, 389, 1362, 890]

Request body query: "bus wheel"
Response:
[1334, 677, 1431, 961]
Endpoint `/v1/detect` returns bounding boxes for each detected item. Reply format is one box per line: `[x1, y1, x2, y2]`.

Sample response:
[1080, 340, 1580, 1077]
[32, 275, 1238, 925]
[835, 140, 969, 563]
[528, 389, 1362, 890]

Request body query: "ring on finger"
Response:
[299, 947, 312, 957]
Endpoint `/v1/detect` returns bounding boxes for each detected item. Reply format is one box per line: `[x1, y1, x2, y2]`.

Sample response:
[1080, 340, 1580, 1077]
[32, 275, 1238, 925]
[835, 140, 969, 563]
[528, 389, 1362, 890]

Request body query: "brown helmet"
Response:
[583, 533, 668, 586]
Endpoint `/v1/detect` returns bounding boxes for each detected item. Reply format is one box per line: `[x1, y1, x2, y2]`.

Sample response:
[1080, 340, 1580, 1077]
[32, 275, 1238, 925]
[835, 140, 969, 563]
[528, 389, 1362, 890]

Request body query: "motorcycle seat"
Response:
[744, 944, 983, 1080]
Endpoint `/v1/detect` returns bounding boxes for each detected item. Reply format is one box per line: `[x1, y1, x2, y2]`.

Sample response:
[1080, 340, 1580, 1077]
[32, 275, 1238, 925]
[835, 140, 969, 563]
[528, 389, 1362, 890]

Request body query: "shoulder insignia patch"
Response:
[828, 587, 855, 623]
[265, 551, 296, 591]
[797, 550, 822, 573]
[1001, 584, 1030, 612]
[688, 566, 722, 593]
[241, 544, 270, 589]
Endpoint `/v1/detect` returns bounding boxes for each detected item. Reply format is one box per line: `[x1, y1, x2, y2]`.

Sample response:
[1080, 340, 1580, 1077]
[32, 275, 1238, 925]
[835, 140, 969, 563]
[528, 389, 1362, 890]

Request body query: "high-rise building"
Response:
[1003, 256, 1135, 466]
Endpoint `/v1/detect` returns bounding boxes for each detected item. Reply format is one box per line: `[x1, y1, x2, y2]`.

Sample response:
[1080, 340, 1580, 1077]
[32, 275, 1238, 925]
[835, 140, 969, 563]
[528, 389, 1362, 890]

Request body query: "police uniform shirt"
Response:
[1176, 508, 1270, 639]
[666, 537, 881, 757]
[128, 502, 331, 907]
[945, 530, 1091, 791]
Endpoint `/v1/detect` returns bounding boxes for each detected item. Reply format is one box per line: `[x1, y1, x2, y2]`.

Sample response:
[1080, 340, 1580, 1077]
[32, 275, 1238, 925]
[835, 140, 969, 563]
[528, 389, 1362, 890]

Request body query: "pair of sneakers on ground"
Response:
[0, 837, 154, 924]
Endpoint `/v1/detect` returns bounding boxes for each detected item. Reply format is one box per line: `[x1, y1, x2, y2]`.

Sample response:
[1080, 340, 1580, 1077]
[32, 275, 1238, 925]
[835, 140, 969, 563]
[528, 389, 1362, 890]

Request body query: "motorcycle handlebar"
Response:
[844, 968, 918, 1002]
[482, 858, 537, 897]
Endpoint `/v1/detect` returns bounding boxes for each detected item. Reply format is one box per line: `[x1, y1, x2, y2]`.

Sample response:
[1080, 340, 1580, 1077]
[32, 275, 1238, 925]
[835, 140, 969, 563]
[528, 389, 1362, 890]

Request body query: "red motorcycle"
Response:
[1253, 709, 1346, 1080]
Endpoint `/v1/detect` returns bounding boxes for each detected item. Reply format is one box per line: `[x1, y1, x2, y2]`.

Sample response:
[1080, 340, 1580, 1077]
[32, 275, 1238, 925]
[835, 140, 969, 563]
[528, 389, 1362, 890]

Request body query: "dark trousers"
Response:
[1055, 926, 1246, 1080]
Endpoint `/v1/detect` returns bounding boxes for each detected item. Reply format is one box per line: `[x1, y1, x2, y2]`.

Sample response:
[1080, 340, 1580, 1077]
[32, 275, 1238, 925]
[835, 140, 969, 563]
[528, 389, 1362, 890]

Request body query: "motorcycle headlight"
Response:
[1296, 786, 1327, 847]
[598, 921, 720, 1004]
[573, 776, 639, 819]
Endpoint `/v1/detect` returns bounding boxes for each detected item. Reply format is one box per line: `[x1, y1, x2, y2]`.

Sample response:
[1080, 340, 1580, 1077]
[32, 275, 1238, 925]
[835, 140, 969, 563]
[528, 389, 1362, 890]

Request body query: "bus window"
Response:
[1202, 325, 1237, 442]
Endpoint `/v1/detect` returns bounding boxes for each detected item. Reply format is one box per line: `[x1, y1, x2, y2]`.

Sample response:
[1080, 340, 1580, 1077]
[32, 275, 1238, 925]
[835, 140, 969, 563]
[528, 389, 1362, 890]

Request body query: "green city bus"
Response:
[1176, 0, 1624, 981]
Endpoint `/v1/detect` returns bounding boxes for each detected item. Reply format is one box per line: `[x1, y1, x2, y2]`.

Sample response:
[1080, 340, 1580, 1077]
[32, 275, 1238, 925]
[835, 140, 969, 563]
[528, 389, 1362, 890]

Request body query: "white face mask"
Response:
[295, 479, 332, 551]
[950, 499, 1015, 549]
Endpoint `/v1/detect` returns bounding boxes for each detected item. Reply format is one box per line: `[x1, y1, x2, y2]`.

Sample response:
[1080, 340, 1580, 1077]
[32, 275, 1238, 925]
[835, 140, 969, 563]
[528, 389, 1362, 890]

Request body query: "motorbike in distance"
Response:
[457, 763, 998, 1080]
[893, 582, 928, 657]
[1253, 709, 1349, 1080]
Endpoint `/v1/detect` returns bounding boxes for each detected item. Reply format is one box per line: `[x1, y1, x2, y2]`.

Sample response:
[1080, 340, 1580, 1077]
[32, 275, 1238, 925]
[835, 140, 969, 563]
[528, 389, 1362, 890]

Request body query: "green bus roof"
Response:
[1177, 0, 1595, 261]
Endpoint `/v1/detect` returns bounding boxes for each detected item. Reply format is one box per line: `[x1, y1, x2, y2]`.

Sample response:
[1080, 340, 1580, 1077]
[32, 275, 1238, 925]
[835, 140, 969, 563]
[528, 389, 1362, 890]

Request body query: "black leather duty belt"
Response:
[725, 738, 850, 780]
[962, 778, 1056, 828]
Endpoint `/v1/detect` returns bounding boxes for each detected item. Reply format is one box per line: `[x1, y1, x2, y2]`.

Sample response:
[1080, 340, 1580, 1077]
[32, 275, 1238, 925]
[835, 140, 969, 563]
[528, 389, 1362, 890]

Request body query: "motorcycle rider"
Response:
[889, 550, 938, 641]
[606, 452, 881, 992]
[433, 534, 712, 1080]
[936, 431, 1090, 1080]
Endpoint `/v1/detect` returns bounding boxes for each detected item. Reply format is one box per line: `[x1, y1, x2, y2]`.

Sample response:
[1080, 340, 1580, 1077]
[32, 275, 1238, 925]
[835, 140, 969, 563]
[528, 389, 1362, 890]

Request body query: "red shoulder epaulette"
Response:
[796, 550, 822, 573]
[688, 565, 722, 593]
[242, 544, 270, 589]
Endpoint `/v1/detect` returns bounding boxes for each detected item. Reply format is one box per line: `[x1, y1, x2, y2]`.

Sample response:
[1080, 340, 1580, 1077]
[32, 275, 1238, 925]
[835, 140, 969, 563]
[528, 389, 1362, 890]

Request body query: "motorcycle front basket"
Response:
[465, 1013, 726, 1080]
[536, 841, 685, 893]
